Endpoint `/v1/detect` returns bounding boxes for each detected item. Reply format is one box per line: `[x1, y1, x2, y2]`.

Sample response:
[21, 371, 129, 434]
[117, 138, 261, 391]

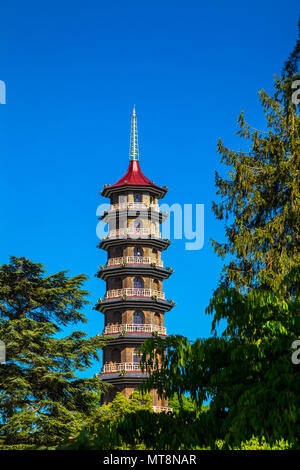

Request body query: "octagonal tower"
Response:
[96, 107, 174, 411]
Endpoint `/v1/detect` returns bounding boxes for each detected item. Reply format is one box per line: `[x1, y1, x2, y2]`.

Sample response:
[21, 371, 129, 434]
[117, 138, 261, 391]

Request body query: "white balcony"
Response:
[152, 406, 173, 413]
[105, 288, 165, 300]
[107, 256, 163, 268]
[101, 362, 144, 374]
[103, 323, 167, 335]
[108, 228, 161, 239]
[110, 202, 160, 212]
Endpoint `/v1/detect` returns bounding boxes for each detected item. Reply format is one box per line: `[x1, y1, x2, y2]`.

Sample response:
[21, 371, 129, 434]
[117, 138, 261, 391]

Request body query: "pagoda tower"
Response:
[96, 107, 174, 410]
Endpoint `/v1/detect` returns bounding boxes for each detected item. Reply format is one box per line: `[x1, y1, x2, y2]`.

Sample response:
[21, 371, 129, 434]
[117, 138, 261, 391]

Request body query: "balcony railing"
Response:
[107, 256, 163, 268]
[101, 362, 145, 374]
[105, 288, 165, 300]
[108, 228, 161, 239]
[103, 323, 167, 335]
[110, 202, 160, 212]
[152, 406, 173, 413]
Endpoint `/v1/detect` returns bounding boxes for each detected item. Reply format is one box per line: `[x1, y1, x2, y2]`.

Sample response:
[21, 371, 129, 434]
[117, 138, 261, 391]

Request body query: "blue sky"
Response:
[0, 0, 298, 376]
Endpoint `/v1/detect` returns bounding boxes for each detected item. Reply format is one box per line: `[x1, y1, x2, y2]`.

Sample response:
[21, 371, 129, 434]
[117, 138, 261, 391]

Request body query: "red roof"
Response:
[102, 160, 167, 198]
[109, 160, 152, 187]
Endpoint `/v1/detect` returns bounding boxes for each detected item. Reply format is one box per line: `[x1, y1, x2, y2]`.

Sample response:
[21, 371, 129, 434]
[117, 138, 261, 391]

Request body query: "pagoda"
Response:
[96, 107, 174, 411]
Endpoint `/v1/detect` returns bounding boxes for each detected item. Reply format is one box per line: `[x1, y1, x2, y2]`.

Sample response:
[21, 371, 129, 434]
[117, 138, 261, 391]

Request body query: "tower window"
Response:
[133, 219, 142, 230]
[115, 247, 123, 257]
[134, 194, 142, 203]
[132, 348, 141, 364]
[111, 348, 120, 362]
[113, 311, 122, 324]
[133, 311, 144, 325]
[133, 277, 143, 289]
[134, 247, 143, 257]
[114, 277, 122, 289]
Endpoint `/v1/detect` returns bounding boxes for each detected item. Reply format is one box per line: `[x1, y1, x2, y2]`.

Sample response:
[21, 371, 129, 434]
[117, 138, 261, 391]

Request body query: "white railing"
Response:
[105, 288, 165, 300]
[152, 406, 173, 413]
[110, 202, 160, 212]
[103, 323, 167, 335]
[101, 362, 144, 373]
[107, 256, 163, 268]
[108, 228, 161, 239]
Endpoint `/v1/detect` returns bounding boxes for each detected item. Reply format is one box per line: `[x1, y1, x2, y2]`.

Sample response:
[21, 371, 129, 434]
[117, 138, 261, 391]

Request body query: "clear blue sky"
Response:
[0, 0, 298, 376]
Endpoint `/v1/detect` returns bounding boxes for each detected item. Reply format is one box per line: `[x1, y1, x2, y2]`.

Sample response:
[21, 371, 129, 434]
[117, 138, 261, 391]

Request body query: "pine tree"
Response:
[211, 58, 299, 293]
[0, 256, 108, 447]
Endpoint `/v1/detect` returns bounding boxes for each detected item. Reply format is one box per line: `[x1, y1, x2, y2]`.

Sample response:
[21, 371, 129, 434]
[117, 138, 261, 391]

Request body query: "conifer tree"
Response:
[0, 256, 108, 447]
[211, 69, 299, 293]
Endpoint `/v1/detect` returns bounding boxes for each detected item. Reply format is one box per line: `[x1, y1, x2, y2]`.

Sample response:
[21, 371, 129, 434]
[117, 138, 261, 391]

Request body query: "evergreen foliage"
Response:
[0, 256, 108, 447]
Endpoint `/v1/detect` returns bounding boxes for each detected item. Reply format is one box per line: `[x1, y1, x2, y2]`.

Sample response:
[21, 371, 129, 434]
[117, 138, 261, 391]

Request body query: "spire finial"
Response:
[129, 105, 139, 161]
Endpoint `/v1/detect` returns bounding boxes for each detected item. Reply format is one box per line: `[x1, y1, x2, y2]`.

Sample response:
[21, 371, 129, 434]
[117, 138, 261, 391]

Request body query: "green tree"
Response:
[85, 390, 153, 430]
[0, 256, 108, 447]
[61, 391, 154, 450]
[212, 71, 299, 291]
[139, 32, 300, 447]
[168, 393, 199, 413]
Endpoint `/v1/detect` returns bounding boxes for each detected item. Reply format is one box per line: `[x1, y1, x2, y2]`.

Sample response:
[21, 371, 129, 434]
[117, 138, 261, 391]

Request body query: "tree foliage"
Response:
[60, 396, 296, 450]
[211, 75, 299, 292]
[84, 391, 153, 431]
[60, 391, 156, 450]
[138, 33, 300, 448]
[0, 256, 108, 447]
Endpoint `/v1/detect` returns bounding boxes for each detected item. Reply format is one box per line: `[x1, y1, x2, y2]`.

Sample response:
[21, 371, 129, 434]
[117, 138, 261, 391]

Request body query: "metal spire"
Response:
[129, 105, 139, 161]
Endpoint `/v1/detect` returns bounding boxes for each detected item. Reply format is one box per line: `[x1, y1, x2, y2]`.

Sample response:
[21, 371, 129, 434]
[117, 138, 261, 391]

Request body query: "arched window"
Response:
[134, 194, 142, 203]
[133, 277, 143, 289]
[115, 247, 122, 257]
[134, 247, 143, 257]
[133, 348, 141, 364]
[113, 311, 122, 324]
[133, 219, 141, 230]
[114, 277, 122, 289]
[111, 348, 120, 363]
[133, 311, 144, 325]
